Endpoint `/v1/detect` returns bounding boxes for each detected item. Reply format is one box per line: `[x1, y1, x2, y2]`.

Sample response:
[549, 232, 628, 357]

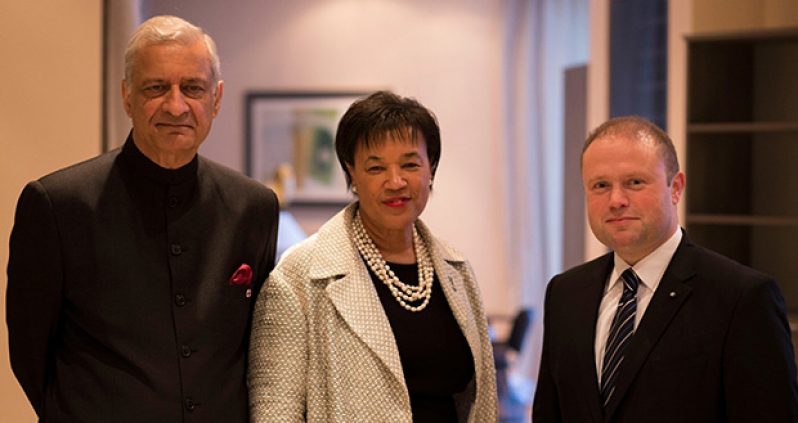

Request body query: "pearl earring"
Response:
[352, 185, 358, 194]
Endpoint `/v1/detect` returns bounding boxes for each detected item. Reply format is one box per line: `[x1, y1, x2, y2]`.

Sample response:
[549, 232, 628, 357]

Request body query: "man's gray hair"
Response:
[123, 15, 221, 88]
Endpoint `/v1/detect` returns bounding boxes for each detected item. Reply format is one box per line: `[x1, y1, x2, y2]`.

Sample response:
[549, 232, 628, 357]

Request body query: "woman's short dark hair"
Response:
[335, 90, 441, 189]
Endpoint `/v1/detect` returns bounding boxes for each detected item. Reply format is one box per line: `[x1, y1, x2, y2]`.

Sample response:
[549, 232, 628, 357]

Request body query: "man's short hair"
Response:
[582, 115, 680, 181]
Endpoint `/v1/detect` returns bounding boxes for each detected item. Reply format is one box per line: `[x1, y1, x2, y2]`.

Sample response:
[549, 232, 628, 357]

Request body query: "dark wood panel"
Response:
[686, 29, 798, 318]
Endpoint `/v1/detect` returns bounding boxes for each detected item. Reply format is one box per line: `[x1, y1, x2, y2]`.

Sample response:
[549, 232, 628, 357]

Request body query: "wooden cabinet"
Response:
[685, 29, 798, 313]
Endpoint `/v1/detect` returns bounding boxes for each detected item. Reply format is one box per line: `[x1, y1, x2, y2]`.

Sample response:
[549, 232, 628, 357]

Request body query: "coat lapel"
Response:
[308, 205, 406, 388]
[418, 221, 483, 380]
[325, 269, 407, 387]
[579, 255, 614, 423]
[602, 235, 696, 421]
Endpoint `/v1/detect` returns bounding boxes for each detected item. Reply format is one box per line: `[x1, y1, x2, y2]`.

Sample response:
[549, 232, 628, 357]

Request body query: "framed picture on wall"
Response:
[245, 91, 372, 205]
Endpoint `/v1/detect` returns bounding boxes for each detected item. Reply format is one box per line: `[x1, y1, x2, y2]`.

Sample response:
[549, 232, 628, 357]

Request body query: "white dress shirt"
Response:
[594, 229, 682, 383]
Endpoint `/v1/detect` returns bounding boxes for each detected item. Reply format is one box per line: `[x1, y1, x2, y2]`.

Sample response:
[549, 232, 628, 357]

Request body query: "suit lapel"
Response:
[603, 236, 696, 421]
[578, 255, 613, 423]
[308, 205, 406, 388]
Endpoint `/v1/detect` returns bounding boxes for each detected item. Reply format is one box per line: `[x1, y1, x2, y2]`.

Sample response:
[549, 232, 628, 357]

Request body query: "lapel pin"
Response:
[669, 291, 677, 298]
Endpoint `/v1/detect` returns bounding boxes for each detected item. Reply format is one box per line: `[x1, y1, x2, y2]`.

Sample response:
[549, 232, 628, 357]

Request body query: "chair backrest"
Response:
[507, 308, 533, 352]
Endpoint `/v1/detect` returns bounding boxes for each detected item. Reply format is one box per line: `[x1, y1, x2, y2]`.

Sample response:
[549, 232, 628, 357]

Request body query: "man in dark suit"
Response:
[6, 16, 278, 422]
[533, 116, 798, 422]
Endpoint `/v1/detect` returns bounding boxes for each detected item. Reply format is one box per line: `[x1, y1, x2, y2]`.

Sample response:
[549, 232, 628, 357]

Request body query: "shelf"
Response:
[687, 214, 798, 226]
[686, 27, 798, 43]
[686, 30, 798, 323]
[688, 122, 798, 134]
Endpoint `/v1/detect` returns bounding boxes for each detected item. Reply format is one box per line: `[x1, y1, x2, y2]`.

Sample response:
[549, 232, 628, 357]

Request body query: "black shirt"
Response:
[366, 261, 475, 422]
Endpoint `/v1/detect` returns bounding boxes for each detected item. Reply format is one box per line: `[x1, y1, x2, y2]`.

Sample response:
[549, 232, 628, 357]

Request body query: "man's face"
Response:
[122, 40, 223, 168]
[582, 135, 685, 264]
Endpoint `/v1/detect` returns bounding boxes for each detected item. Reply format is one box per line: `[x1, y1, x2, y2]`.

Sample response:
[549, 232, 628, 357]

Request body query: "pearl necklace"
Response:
[352, 210, 434, 312]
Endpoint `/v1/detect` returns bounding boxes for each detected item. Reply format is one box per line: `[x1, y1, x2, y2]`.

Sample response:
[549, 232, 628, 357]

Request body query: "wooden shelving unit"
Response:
[685, 29, 798, 314]
[688, 122, 798, 133]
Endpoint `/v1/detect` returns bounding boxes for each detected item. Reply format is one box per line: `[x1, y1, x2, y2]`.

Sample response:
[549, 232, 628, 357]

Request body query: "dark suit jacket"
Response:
[6, 138, 279, 422]
[533, 232, 798, 422]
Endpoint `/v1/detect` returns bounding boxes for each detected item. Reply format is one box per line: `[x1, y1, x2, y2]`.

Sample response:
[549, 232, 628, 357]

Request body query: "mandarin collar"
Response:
[121, 133, 198, 185]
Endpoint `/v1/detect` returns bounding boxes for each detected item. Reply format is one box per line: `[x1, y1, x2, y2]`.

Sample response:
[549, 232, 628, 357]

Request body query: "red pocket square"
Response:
[229, 263, 253, 287]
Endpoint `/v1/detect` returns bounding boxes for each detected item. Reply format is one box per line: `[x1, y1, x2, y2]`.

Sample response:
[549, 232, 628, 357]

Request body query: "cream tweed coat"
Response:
[248, 203, 498, 422]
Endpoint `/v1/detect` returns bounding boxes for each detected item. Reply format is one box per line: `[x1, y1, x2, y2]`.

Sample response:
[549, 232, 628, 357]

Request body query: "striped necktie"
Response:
[600, 268, 641, 407]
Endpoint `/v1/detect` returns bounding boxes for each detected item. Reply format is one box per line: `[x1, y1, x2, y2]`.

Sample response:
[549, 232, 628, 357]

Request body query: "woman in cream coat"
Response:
[248, 91, 497, 422]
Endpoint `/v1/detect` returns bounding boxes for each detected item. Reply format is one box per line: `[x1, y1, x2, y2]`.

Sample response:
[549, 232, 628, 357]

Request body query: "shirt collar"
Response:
[607, 228, 683, 293]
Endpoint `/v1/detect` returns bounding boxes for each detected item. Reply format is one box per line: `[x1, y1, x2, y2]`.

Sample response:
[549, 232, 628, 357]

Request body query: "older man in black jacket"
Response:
[7, 15, 278, 422]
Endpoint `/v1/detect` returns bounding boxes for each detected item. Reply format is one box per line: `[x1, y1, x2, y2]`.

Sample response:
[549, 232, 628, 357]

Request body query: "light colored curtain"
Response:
[104, 0, 141, 151]
[501, 0, 588, 398]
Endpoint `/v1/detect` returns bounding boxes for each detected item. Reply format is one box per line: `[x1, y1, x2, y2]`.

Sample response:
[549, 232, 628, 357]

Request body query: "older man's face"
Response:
[123, 40, 223, 169]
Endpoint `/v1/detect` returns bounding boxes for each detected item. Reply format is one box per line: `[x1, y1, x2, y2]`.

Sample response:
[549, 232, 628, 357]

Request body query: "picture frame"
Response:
[245, 91, 371, 205]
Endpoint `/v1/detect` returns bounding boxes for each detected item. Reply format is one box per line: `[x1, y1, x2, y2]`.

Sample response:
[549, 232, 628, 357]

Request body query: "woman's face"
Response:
[348, 133, 432, 236]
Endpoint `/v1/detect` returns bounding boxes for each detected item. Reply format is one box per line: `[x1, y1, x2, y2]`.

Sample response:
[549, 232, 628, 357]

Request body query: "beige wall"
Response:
[585, 0, 611, 260]
[0, 2, 102, 421]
